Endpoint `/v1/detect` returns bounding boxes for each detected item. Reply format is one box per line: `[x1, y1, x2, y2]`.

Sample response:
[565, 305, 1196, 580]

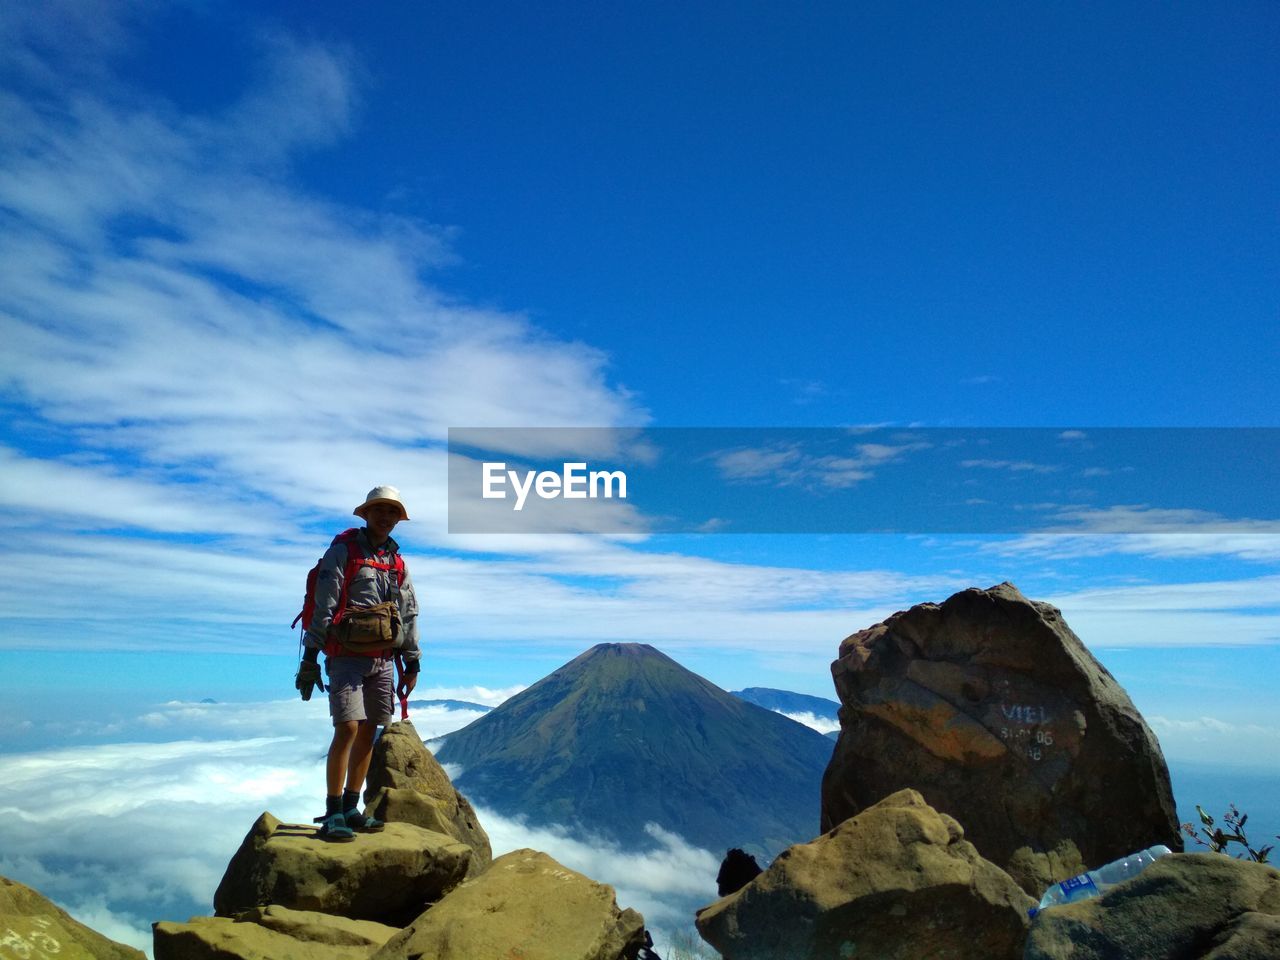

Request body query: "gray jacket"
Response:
[303, 529, 420, 670]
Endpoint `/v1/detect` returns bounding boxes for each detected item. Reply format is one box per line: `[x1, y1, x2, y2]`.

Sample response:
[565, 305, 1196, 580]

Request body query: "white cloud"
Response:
[1149, 715, 1280, 767]
[0, 486, 970, 658]
[1047, 575, 1280, 615]
[1038, 576, 1280, 649]
[0, 17, 645, 553]
[780, 378, 831, 404]
[417, 685, 526, 707]
[0, 446, 265, 534]
[712, 446, 804, 481]
[972, 527, 1280, 563]
[56, 899, 155, 956]
[709, 441, 928, 490]
[0, 699, 721, 957]
[1042, 506, 1280, 535]
[1150, 716, 1280, 738]
[959, 459, 1060, 474]
[0, 699, 486, 954]
[775, 710, 840, 735]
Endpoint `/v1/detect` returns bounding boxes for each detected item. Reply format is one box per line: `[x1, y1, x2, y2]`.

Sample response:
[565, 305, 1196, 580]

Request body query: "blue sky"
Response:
[0, 0, 1278, 950]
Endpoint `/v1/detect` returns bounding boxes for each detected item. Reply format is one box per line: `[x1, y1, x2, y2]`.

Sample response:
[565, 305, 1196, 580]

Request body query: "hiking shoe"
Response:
[315, 811, 356, 842]
[345, 808, 385, 833]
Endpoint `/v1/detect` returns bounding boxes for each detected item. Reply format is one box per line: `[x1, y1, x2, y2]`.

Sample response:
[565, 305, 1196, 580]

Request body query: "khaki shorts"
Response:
[325, 656, 394, 725]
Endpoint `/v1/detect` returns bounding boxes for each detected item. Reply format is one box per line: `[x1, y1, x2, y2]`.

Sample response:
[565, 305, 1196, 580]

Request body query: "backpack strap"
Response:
[332, 529, 365, 626]
[388, 550, 405, 600]
[332, 530, 404, 623]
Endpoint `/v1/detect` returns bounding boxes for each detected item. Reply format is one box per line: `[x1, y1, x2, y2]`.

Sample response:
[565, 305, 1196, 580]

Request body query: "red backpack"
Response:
[292, 528, 406, 646]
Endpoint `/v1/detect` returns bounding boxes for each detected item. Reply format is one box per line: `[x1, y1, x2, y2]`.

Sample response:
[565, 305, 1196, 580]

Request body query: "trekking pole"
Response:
[395, 653, 409, 722]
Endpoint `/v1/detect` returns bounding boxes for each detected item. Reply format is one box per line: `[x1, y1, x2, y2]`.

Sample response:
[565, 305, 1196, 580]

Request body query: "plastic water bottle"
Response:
[1030, 845, 1172, 917]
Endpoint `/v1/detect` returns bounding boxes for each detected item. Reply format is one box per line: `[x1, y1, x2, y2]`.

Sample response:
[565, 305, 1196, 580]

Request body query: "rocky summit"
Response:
[435, 642, 835, 859]
[371, 850, 647, 960]
[696, 789, 1035, 960]
[822, 582, 1182, 894]
[151, 720, 649, 960]
[213, 813, 474, 927]
[364, 719, 493, 877]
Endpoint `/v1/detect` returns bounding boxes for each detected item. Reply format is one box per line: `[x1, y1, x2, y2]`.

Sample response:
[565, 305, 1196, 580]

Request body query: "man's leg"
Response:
[319, 657, 364, 841]
[345, 719, 379, 794]
[327, 720, 359, 796]
[340, 658, 394, 831]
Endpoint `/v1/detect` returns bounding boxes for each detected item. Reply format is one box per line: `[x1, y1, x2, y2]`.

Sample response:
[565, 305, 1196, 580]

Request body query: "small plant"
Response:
[1181, 804, 1275, 864]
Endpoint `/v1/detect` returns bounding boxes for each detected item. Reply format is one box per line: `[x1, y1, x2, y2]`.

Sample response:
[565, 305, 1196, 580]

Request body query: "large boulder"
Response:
[365, 720, 492, 876]
[0, 875, 145, 960]
[371, 849, 646, 960]
[153, 905, 398, 960]
[822, 582, 1181, 894]
[1025, 853, 1280, 959]
[695, 789, 1034, 960]
[212, 813, 471, 926]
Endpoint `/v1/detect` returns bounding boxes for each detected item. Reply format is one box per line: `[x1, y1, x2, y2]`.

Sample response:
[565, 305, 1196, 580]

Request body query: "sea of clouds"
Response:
[0, 697, 723, 957]
[2, 696, 1278, 958]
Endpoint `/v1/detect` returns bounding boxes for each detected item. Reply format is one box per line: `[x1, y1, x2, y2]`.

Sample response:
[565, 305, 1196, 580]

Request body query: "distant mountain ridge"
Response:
[435, 643, 834, 859]
[408, 699, 492, 713]
[732, 687, 840, 722]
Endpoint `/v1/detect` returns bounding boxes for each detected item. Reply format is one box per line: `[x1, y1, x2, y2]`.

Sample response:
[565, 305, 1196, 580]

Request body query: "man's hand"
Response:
[295, 660, 325, 701]
[397, 671, 417, 699]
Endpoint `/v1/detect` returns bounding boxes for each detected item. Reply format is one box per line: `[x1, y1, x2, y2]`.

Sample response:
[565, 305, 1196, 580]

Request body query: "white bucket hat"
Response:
[353, 485, 410, 521]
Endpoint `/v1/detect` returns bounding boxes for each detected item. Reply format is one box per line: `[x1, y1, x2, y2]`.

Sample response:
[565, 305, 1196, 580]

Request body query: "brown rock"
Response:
[365, 720, 492, 875]
[153, 906, 398, 960]
[212, 812, 471, 926]
[695, 789, 1034, 960]
[822, 582, 1181, 893]
[1205, 911, 1280, 960]
[371, 849, 646, 960]
[1024, 853, 1280, 959]
[0, 875, 145, 960]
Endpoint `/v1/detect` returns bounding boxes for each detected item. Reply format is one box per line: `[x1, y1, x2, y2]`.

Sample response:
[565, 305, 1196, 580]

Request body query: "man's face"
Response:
[365, 502, 402, 540]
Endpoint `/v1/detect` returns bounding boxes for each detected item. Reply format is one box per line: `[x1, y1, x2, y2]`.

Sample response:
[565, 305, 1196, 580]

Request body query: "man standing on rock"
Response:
[294, 485, 421, 841]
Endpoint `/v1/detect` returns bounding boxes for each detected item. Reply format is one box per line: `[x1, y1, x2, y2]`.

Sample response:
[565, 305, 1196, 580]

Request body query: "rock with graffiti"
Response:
[822, 582, 1182, 895]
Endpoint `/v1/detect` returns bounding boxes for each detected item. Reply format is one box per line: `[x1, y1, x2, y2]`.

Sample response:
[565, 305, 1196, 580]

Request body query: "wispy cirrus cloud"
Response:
[0, 11, 645, 551]
[1040, 505, 1280, 535]
[1044, 575, 1280, 649]
[959, 458, 1061, 474]
[1047, 574, 1280, 615]
[1150, 716, 1280, 739]
[0, 445, 265, 535]
[710, 440, 928, 490]
[971, 505, 1280, 562]
[779, 377, 835, 405]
